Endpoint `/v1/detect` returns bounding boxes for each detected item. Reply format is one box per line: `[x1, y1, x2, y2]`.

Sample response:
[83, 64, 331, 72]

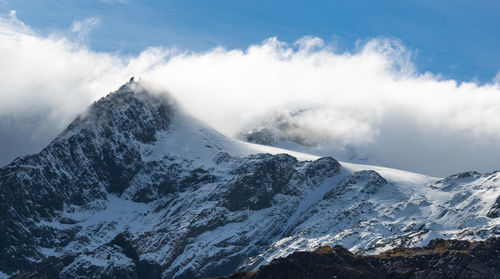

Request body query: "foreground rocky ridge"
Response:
[218, 237, 500, 279]
[0, 81, 498, 278]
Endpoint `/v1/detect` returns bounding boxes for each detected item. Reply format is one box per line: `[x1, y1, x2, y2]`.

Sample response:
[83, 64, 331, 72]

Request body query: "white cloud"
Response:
[294, 36, 325, 52]
[0, 14, 500, 177]
[0, 10, 31, 35]
[494, 71, 500, 84]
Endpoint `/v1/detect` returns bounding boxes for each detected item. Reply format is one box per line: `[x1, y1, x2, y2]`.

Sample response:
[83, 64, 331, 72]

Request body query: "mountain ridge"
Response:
[0, 81, 498, 278]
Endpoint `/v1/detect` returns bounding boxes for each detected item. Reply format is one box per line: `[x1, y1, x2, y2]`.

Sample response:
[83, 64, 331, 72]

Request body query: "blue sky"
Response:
[1, 0, 499, 83]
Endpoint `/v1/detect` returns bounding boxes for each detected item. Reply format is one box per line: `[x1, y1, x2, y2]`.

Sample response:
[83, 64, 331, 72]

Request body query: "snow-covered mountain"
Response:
[0, 80, 499, 279]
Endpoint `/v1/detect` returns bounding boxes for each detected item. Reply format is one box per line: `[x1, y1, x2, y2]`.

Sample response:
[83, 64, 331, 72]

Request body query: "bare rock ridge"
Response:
[0, 80, 498, 279]
[216, 237, 500, 279]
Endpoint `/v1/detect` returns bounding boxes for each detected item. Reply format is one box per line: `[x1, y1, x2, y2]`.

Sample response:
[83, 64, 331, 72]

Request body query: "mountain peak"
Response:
[61, 80, 176, 144]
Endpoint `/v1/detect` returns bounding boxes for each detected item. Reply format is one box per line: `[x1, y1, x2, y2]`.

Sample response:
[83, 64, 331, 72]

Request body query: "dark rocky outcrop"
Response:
[243, 128, 277, 146]
[217, 237, 500, 279]
[222, 154, 298, 211]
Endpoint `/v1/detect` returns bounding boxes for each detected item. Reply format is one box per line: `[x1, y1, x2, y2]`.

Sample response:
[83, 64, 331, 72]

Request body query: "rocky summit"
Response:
[0, 81, 498, 278]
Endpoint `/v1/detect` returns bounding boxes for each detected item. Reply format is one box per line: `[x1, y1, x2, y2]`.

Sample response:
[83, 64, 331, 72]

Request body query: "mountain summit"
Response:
[0, 81, 498, 278]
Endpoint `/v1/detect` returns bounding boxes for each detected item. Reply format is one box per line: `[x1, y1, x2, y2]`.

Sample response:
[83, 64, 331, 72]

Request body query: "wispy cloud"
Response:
[0, 10, 31, 35]
[71, 17, 100, 43]
[494, 71, 500, 84]
[0, 14, 500, 177]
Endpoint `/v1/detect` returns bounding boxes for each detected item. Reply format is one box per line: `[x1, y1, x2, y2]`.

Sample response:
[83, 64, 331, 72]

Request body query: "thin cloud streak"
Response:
[71, 17, 100, 43]
[0, 15, 499, 176]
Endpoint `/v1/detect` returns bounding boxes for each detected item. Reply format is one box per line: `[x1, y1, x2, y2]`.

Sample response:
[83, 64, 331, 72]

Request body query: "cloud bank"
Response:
[1, 13, 500, 177]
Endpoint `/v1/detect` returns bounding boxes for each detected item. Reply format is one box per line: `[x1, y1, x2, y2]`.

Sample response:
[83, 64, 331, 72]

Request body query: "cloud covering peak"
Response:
[1, 14, 499, 176]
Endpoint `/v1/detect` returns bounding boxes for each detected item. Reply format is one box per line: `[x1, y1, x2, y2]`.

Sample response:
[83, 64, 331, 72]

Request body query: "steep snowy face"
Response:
[0, 81, 498, 279]
[0, 81, 174, 213]
[56, 82, 176, 196]
[61, 81, 175, 144]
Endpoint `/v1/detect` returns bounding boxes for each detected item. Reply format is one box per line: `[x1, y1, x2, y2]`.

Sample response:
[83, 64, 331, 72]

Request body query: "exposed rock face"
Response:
[222, 154, 299, 211]
[243, 128, 277, 146]
[0, 81, 498, 279]
[217, 237, 500, 279]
